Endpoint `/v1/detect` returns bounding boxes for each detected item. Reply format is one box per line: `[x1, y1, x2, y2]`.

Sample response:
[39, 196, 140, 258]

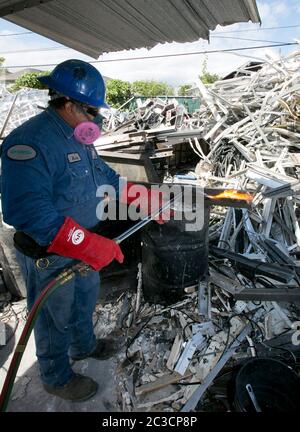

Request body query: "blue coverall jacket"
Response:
[0, 106, 121, 387]
[1, 106, 121, 245]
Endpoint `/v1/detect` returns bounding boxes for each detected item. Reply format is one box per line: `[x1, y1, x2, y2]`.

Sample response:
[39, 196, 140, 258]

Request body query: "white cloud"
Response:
[257, 3, 278, 27]
[273, 1, 289, 17]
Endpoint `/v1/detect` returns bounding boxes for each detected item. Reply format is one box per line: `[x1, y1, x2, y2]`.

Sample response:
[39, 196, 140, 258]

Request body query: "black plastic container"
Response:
[234, 358, 300, 412]
[141, 204, 210, 304]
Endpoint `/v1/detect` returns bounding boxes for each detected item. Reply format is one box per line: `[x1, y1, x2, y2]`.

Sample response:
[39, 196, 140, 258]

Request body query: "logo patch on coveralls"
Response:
[67, 153, 82, 163]
[7, 145, 37, 161]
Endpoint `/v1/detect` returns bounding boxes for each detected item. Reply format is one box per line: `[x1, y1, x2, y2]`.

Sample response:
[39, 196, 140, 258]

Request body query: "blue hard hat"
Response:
[38, 59, 108, 108]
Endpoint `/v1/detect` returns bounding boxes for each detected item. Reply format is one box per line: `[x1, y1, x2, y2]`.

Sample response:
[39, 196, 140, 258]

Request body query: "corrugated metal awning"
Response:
[1, 0, 261, 58]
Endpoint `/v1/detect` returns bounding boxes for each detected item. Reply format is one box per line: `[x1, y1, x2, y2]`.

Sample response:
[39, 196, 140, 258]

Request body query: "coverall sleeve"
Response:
[97, 157, 122, 200]
[1, 143, 65, 246]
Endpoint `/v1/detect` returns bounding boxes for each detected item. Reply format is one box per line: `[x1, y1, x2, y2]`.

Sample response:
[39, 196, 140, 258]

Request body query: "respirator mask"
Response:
[73, 103, 104, 145]
[49, 91, 104, 145]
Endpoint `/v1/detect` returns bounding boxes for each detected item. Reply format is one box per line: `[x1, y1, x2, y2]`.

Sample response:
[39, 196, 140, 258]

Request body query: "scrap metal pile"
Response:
[0, 88, 49, 138]
[94, 51, 300, 412]
[102, 97, 191, 132]
[95, 98, 202, 182]
[94, 272, 300, 412]
[194, 52, 300, 304]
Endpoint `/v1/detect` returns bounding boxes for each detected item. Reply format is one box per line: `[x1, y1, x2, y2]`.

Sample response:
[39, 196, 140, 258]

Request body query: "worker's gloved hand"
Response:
[120, 182, 171, 224]
[47, 217, 124, 271]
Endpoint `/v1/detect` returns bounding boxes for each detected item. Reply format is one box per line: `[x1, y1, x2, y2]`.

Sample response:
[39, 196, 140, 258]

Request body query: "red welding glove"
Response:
[120, 182, 171, 224]
[47, 217, 124, 271]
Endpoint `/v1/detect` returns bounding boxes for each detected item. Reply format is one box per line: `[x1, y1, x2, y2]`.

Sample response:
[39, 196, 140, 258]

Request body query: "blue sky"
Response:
[1, 0, 300, 86]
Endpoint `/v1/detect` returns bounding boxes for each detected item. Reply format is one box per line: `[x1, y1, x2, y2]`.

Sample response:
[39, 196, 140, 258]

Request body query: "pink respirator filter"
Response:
[74, 121, 101, 145]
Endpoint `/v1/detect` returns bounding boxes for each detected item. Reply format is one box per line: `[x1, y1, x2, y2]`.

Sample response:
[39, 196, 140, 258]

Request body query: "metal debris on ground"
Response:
[92, 50, 300, 412]
[94, 283, 300, 412]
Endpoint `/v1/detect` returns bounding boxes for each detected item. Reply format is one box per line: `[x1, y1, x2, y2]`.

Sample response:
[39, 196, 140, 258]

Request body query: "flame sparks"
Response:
[208, 190, 253, 203]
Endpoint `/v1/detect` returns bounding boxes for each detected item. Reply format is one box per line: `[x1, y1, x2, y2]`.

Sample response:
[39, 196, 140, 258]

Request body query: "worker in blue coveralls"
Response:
[0, 59, 166, 402]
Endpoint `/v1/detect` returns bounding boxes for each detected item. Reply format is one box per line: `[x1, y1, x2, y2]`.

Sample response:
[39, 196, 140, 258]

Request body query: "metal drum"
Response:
[141, 203, 210, 304]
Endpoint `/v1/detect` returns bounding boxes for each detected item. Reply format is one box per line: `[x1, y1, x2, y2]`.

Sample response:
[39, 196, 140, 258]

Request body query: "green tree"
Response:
[0, 57, 4, 66]
[178, 84, 193, 96]
[199, 59, 220, 85]
[105, 79, 132, 108]
[131, 80, 174, 97]
[10, 71, 50, 92]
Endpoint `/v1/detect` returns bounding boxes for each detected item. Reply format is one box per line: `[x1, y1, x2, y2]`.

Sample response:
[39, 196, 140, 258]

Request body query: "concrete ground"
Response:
[0, 299, 122, 412]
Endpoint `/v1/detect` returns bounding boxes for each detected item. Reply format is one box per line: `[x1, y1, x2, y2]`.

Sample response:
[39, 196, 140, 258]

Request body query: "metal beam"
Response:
[181, 322, 255, 412]
[210, 246, 294, 284]
[235, 288, 300, 302]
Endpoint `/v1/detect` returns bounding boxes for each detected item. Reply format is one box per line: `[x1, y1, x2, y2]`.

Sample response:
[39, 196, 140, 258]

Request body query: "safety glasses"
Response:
[84, 106, 100, 118]
[72, 100, 99, 118]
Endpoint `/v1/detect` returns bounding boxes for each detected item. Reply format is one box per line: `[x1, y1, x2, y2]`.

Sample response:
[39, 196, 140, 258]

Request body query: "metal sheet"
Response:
[181, 322, 253, 412]
[1, 0, 261, 58]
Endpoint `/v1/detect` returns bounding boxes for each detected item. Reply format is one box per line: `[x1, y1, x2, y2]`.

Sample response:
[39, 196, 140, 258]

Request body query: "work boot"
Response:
[43, 374, 98, 402]
[71, 338, 118, 361]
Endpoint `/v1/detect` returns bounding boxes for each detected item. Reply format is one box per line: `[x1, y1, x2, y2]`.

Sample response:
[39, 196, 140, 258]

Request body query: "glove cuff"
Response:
[47, 217, 124, 270]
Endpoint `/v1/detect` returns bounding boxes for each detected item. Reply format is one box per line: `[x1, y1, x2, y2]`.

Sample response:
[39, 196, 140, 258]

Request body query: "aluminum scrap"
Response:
[93, 50, 300, 412]
[94, 284, 300, 412]
[192, 50, 300, 181]
[171, 51, 300, 308]
[102, 97, 191, 133]
[0, 87, 49, 138]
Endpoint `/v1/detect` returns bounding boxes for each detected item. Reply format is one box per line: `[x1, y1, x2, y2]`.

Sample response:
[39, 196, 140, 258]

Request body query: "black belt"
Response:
[13, 222, 102, 260]
[13, 232, 51, 259]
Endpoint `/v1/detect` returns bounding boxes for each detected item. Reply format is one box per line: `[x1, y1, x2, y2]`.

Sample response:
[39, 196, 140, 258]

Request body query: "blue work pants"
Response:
[16, 251, 100, 387]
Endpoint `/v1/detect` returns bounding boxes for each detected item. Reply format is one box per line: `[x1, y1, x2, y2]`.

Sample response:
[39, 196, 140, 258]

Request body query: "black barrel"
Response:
[141, 204, 210, 304]
[234, 358, 300, 412]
